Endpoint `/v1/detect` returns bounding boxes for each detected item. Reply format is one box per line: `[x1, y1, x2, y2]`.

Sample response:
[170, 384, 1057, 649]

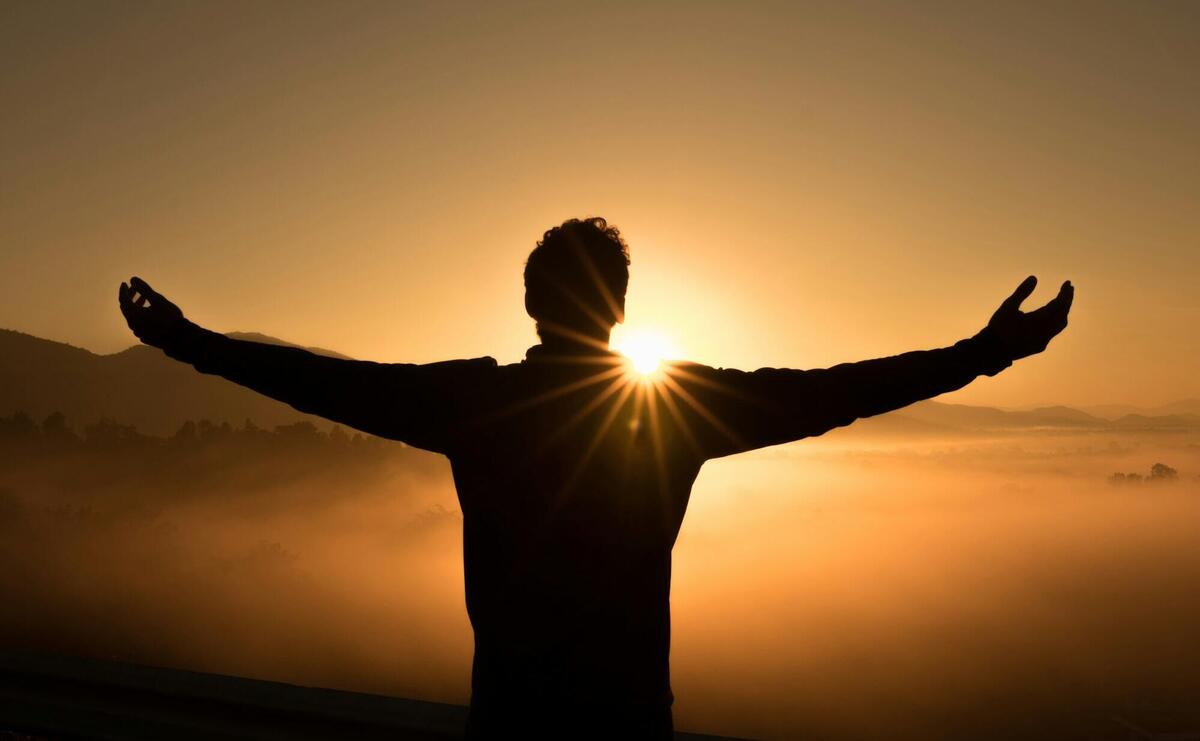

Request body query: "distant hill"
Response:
[0, 329, 329, 436]
[826, 401, 1106, 439]
[224, 332, 354, 360]
[2, 328, 1197, 438]
[858, 400, 1200, 435]
[898, 401, 1105, 430]
[1082, 398, 1200, 420]
[1111, 412, 1200, 430]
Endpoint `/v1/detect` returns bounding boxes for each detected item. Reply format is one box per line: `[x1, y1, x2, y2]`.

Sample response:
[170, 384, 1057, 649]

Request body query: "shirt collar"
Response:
[525, 343, 622, 365]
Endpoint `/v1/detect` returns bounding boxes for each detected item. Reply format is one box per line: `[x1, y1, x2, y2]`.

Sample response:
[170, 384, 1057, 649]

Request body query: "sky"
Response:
[2, 1, 1197, 408]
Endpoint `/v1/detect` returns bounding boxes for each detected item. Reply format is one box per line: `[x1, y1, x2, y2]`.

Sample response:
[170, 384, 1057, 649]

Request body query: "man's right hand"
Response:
[118, 276, 190, 350]
[984, 275, 1074, 362]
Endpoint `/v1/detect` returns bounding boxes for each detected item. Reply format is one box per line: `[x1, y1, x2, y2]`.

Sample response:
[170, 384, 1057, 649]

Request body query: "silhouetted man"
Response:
[119, 217, 1073, 739]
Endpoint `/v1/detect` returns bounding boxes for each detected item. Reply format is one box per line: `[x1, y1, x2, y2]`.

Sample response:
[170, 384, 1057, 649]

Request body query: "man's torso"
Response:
[441, 348, 706, 712]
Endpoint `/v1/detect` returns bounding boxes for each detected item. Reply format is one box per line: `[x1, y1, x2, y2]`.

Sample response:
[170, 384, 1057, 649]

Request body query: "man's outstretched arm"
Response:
[118, 276, 489, 451]
[669, 276, 1074, 459]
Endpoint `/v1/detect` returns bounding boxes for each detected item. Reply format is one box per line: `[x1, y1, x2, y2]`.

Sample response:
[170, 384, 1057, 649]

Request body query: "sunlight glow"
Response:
[612, 327, 678, 378]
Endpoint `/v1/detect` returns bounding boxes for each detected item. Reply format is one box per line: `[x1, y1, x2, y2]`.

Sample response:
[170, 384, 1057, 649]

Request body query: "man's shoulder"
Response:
[661, 359, 775, 404]
[421, 356, 500, 371]
[414, 356, 500, 382]
[662, 358, 737, 384]
[382, 356, 499, 390]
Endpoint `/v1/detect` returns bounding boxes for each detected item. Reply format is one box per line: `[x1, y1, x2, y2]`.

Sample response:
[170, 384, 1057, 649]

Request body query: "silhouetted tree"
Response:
[84, 417, 145, 446]
[273, 421, 321, 442]
[40, 411, 78, 443]
[172, 420, 198, 444]
[1150, 462, 1178, 481]
[0, 411, 37, 440]
[1109, 463, 1180, 485]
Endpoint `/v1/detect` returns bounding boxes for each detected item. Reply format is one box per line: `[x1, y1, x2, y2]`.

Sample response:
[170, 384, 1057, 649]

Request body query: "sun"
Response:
[611, 327, 678, 378]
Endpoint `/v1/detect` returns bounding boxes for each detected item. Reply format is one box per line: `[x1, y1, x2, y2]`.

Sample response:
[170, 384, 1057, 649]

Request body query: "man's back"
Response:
[447, 346, 703, 725]
[414, 333, 1028, 730]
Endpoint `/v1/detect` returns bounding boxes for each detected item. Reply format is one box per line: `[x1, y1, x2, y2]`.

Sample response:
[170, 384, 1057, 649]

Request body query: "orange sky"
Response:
[2, 2, 1197, 408]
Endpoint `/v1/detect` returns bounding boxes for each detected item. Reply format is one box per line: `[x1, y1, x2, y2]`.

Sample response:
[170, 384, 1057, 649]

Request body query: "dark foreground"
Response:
[0, 651, 748, 740]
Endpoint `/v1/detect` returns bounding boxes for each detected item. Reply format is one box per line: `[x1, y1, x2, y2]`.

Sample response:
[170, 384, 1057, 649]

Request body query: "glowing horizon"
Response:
[3, 3, 1197, 409]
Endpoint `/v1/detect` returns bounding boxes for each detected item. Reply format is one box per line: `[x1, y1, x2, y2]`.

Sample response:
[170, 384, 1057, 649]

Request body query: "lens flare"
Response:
[612, 327, 677, 378]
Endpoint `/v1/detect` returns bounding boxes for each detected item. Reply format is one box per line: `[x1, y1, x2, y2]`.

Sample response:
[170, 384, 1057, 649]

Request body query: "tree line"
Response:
[0, 409, 385, 450]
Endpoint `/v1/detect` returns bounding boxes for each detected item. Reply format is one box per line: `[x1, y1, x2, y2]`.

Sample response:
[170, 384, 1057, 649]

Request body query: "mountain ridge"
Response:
[0, 328, 328, 436]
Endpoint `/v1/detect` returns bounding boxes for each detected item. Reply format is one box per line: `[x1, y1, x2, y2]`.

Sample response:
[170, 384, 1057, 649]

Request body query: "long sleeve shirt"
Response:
[160, 322, 1014, 728]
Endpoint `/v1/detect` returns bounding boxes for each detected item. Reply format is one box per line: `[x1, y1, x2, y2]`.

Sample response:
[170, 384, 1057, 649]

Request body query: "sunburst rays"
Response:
[495, 234, 749, 511]
[479, 346, 750, 521]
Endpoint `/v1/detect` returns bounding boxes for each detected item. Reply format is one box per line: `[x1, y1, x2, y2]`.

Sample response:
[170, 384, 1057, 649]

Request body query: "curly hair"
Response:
[524, 217, 630, 337]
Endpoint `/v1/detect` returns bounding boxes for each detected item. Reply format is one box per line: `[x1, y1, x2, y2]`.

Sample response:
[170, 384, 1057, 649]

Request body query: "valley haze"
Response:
[2, 328, 1198, 740]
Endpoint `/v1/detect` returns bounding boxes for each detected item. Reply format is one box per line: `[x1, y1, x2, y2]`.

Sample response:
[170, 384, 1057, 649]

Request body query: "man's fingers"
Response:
[999, 275, 1038, 315]
[130, 276, 155, 302]
[1024, 281, 1074, 341]
[129, 275, 182, 316]
[1055, 280, 1074, 311]
[120, 280, 157, 320]
[1054, 281, 1074, 329]
[1030, 281, 1073, 311]
[1036, 281, 1073, 320]
[119, 282, 140, 316]
[119, 297, 139, 327]
[130, 276, 169, 308]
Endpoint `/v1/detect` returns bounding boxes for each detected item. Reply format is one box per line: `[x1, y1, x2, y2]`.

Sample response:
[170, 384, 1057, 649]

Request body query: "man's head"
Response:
[524, 217, 630, 345]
